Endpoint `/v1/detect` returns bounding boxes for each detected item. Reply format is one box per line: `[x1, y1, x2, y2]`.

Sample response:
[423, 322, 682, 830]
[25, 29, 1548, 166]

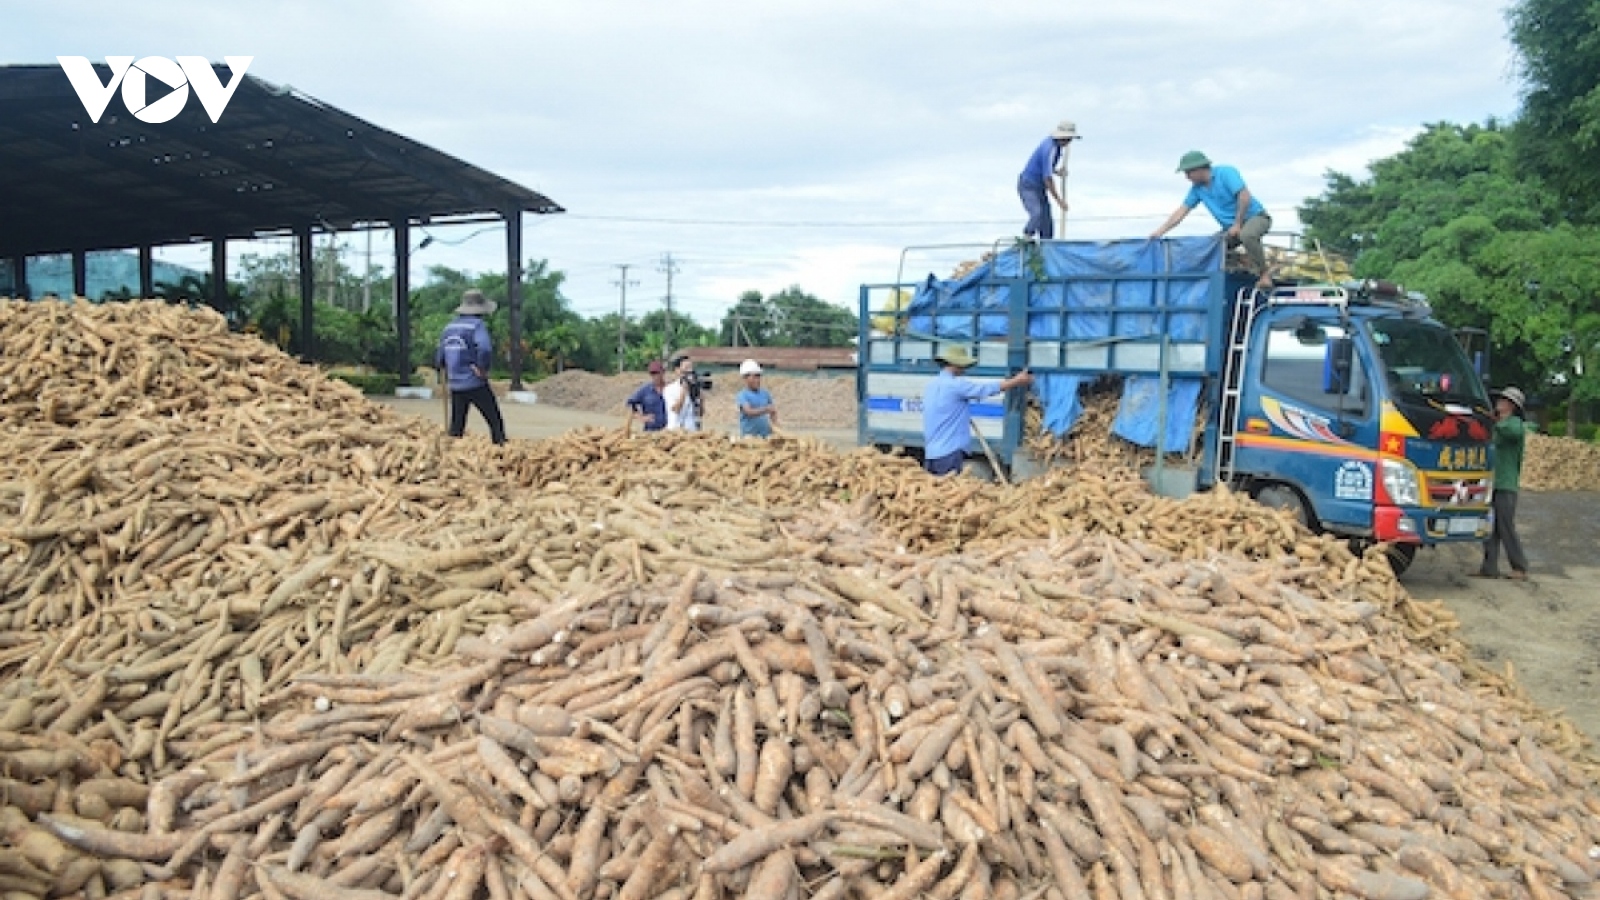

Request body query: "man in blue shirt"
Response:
[434, 289, 506, 445]
[1150, 151, 1273, 289]
[735, 359, 777, 438]
[922, 346, 1032, 476]
[626, 359, 669, 431]
[1018, 120, 1078, 240]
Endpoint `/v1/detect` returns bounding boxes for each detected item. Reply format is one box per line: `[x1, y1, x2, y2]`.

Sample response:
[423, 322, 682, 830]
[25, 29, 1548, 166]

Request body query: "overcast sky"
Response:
[9, 1, 1522, 326]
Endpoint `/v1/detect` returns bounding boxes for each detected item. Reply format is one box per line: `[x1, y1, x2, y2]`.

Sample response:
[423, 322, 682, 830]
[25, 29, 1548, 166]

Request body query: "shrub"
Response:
[330, 372, 400, 395]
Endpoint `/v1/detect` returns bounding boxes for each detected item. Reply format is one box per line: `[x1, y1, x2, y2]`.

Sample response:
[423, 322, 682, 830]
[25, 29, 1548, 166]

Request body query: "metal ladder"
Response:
[1214, 287, 1263, 485]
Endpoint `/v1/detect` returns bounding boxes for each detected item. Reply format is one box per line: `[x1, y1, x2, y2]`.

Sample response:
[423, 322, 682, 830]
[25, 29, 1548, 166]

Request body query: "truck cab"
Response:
[858, 238, 1494, 574]
[1215, 283, 1495, 572]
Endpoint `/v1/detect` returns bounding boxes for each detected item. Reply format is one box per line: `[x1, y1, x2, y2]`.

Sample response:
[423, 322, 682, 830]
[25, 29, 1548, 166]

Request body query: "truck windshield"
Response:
[1366, 318, 1488, 408]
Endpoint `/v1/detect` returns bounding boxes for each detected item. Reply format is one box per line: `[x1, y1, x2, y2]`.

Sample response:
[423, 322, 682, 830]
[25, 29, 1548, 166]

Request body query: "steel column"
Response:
[212, 237, 227, 313]
[72, 250, 87, 298]
[138, 246, 154, 298]
[297, 224, 315, 359]
[395, 218, 412, 386]
[506, 208, 524, 391]
[11, 256, 26, 299]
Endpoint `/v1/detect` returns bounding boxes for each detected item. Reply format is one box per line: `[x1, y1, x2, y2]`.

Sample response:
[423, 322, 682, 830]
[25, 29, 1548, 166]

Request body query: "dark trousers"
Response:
[449, 384, 507, 445]
[1482, 489, 1528, 575]
[1018, 177, 1053, 239]
[926, 450, 965, 477]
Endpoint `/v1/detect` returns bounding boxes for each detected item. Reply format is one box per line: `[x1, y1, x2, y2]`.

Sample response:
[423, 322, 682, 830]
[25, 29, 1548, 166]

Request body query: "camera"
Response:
[682, 369, 713, 415]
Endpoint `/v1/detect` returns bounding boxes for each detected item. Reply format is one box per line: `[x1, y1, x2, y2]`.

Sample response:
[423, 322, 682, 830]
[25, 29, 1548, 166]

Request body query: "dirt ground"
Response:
[1402, 492, 1600, 743]
[379, 396, 1600, 744]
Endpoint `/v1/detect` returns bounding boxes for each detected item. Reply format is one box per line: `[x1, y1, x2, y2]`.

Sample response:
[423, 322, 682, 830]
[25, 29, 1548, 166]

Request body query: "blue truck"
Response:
[857, 237, 1495, 573]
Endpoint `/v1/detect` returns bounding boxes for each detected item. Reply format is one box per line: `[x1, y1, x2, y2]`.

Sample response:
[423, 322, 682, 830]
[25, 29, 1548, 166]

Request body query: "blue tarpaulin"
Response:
[904, 238, 1221, 447]
[1032, 373, 1085, 437]
[1112, 377, 1204, 453]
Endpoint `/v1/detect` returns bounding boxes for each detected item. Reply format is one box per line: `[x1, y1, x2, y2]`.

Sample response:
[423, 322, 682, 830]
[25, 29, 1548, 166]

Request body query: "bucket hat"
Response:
[1176, 150, 1212, 172]
[935, 345, 976, 368]
[455, 289, 497, 316]
[1491, 386, 1526, 414]
[1051, 120, 1079, 140]
[739, 359, 763, 376]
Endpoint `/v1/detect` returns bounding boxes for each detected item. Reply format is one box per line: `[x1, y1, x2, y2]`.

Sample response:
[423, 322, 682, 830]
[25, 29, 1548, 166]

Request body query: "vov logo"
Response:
[57, 56, 253, 124]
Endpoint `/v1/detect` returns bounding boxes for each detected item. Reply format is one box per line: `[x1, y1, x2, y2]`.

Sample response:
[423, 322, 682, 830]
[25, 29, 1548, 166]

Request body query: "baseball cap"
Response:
[740, 360, 762, 376]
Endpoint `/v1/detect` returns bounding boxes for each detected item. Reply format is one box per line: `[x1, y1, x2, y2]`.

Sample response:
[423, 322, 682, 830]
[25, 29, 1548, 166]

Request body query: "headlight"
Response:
[1381, 458, 1421, 506]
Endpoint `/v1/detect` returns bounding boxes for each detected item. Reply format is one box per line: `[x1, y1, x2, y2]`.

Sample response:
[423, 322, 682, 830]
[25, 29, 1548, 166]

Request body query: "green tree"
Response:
[638, 309, 716, 358]
[1301, 122, 1554, 274]
[1507, 0, 1600, 221]
[152, 272, 249, 329]
[718, 291, 773, 346]
[532, 321, 583, 373]
[714, 286, 857, 348]
[1299, 121, 1600, 429]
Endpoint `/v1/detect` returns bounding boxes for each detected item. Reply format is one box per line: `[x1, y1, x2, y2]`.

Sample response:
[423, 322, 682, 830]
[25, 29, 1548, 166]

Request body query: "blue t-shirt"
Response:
[737, 387, 774, 437]
[1019, 137, 1061, 186]
[1183, 164, 1266, 228]
[434, 316, 492, 391]
[922, 371, 1001, 459]
[626, 381, 667, 431]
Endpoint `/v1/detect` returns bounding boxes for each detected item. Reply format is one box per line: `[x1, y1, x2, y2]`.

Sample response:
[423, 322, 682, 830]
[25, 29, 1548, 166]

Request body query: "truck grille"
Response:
[1425, 475, 1490, 507]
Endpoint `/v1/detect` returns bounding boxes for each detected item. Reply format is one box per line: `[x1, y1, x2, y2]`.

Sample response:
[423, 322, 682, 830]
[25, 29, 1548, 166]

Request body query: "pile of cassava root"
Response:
[3, 298, 1600, 900]
[1522, 432, 1600, 492]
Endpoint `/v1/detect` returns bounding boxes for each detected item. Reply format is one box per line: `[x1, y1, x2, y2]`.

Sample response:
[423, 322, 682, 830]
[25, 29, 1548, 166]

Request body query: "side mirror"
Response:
[1323, 336, 1354, 395]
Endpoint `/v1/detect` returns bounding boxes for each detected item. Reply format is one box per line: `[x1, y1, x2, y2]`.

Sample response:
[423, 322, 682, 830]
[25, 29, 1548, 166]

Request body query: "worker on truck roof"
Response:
[1018, 120, 1078, 240]
[922, 346, 1033, 477]
[1150, 150, 1273, 290]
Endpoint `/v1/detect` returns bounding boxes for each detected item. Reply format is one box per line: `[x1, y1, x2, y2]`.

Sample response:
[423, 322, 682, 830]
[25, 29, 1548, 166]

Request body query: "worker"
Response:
[1151, 151, 1273, 289]
[1474, 386, 1531, 581]
[434, 289, 506, 445]
[922, 346, 1033, 476]
[663, 354, 701, 432]
[625, 360, 668, 431]
[735, 359, 778, 438]
[1018, 120, 1078, 240]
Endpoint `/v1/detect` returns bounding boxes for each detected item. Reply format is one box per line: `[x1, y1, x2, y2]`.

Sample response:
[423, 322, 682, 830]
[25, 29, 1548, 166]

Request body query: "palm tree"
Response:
[534, 322, 583, 373]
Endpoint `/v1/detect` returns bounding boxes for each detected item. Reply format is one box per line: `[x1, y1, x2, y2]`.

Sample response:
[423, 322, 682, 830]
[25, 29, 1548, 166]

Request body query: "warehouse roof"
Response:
[0, 63, 563, 258]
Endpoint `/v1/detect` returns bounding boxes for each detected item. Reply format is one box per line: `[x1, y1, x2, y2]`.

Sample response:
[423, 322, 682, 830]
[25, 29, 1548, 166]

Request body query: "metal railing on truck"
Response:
[858, 240, 1230, 475]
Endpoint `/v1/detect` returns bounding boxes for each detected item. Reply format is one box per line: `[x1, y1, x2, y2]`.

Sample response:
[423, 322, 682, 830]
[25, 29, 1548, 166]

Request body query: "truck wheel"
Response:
[1383, 543, 1417, 577]
[1252, 483, 1314, 529]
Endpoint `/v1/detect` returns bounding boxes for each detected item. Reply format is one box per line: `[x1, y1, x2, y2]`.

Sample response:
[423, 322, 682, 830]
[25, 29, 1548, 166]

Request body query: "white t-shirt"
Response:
[663, 380, 699, 431]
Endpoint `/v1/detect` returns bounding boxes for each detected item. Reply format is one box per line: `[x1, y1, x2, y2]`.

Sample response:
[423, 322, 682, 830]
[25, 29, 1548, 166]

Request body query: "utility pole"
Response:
[660, 252, 679, 360]
[613, 264, 637, 373]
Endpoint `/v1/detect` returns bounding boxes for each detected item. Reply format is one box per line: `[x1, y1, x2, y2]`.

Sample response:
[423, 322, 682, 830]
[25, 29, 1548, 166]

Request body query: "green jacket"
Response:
[1492, 415, 1529, 493]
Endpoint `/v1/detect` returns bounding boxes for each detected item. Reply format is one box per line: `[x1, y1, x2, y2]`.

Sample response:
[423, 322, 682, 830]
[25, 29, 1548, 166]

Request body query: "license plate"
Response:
[1448, 517, 1483, 535]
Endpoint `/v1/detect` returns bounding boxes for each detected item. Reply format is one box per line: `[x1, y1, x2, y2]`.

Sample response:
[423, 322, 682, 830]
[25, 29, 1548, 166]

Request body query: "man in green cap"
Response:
[1150, 151, 1273, 289]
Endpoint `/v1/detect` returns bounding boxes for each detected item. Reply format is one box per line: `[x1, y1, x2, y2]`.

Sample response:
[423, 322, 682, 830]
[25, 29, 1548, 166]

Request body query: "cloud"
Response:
[7, 0, 1523, 325]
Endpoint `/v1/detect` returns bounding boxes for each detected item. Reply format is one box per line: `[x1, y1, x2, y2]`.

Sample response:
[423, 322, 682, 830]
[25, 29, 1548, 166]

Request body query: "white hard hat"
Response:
[739, 359, 762, 376]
